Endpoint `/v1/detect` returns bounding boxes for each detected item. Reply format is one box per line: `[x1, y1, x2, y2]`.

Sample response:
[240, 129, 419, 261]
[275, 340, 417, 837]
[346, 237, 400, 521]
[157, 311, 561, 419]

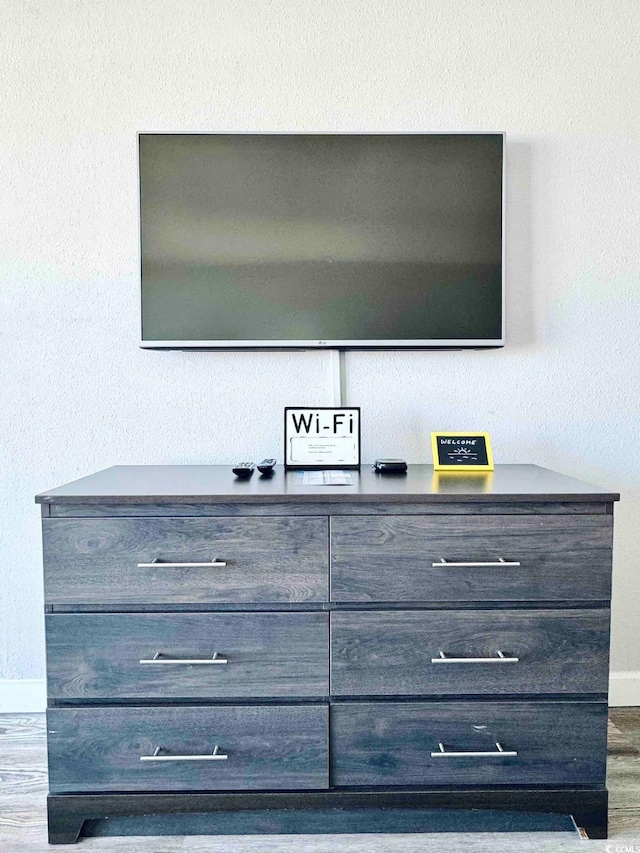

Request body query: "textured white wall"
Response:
[1, 0, 639, 686]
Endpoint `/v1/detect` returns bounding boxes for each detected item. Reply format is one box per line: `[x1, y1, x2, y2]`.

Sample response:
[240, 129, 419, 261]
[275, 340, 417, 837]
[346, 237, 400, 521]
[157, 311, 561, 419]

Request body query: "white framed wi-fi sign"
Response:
[284, 407, 361, 470]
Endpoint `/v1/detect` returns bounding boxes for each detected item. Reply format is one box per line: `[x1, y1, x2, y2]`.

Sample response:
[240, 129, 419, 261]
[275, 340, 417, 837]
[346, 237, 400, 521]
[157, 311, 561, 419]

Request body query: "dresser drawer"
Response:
[43, 517, 328, 604]
[331, 609, 610, 696]
[46, 612, 329, 700]
[331, 701, 607, 787]
[331, 515, 612, 602]
[48, 705, 328, 793]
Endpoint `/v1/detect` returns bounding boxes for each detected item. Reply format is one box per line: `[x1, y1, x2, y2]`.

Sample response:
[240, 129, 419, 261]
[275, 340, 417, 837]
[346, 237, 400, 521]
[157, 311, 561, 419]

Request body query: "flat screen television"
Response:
[139, 133, 504, 349]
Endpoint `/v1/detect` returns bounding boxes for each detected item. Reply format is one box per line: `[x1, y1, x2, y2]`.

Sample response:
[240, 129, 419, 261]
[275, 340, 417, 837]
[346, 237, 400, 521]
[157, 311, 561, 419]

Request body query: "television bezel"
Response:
[138, 132, 506, 350]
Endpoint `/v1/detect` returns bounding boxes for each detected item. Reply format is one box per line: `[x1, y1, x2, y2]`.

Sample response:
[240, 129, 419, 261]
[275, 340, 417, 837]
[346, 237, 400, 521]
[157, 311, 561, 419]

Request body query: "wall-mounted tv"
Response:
[139, 133, 504, 349]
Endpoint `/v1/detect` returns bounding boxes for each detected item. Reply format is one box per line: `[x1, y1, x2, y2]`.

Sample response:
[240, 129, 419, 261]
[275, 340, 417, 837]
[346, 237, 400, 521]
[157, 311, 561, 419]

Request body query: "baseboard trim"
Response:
[609, 672, 640, 707]
[0, 678, 46, 713]
[0, 675, 637, 713]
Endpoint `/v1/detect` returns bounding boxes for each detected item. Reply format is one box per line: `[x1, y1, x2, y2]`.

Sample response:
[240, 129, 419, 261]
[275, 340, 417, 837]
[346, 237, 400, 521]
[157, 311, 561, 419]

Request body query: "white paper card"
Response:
[296, 470, 354, 486]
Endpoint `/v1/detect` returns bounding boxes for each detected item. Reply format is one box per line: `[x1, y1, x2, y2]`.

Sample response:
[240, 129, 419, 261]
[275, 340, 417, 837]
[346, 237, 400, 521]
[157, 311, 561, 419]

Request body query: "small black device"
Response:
[232, 462, 255, 478]
[257, 458, 277, 475]
[373, 459, 408, 474]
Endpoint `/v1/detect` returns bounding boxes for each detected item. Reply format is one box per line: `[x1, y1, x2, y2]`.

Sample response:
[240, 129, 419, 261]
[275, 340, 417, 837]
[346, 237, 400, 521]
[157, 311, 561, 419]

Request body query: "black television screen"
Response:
[139, 133, 504, 348]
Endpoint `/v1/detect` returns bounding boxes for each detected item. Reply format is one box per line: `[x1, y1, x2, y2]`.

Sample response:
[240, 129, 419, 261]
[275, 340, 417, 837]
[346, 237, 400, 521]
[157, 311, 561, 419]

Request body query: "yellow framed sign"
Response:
[431, 432, 494, 471]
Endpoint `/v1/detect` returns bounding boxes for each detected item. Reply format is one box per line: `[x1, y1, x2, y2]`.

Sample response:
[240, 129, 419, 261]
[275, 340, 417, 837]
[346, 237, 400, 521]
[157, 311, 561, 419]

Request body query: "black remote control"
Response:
[232, 462, 255, 478]
[257, 458, 277, 475]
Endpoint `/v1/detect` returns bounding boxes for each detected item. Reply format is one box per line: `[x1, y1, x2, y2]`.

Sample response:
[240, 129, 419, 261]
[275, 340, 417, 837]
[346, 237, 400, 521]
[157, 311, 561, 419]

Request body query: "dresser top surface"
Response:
[35, 464, 619, 505]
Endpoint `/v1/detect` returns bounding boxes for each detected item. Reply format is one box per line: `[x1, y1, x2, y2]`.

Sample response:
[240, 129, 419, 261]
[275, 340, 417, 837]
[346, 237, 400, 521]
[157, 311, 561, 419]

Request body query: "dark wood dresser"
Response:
[36, 464, 618, 843]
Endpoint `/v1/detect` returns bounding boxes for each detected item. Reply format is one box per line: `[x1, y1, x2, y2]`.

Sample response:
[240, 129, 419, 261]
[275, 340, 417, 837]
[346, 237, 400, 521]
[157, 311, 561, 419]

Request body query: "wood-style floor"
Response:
[1, 711, 639, 851]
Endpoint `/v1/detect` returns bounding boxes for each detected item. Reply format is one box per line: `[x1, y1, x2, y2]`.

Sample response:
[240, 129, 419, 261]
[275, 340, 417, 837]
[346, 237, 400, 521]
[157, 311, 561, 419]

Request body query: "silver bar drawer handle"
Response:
[431, 741, 518, 758]
[432, 557, 521, 568]
[140, 744, 228, 762]
[139, 652, 229, 665]
[432, 650, 519, 664]
[137, 557, 227, 568]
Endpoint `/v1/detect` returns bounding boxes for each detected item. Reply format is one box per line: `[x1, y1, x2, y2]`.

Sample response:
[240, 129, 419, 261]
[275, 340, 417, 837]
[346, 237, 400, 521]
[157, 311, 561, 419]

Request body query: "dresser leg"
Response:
[571, 791, 608, 840]
[47, 798, 85, 845]
[572, 812, 608, 840]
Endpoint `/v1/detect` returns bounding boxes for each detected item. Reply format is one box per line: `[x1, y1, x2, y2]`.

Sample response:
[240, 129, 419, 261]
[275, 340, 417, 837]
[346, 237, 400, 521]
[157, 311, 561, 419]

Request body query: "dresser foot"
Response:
[570, 787, 608, 839]
[572, 809, 608, 840]
[47, 798, 85, 845]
